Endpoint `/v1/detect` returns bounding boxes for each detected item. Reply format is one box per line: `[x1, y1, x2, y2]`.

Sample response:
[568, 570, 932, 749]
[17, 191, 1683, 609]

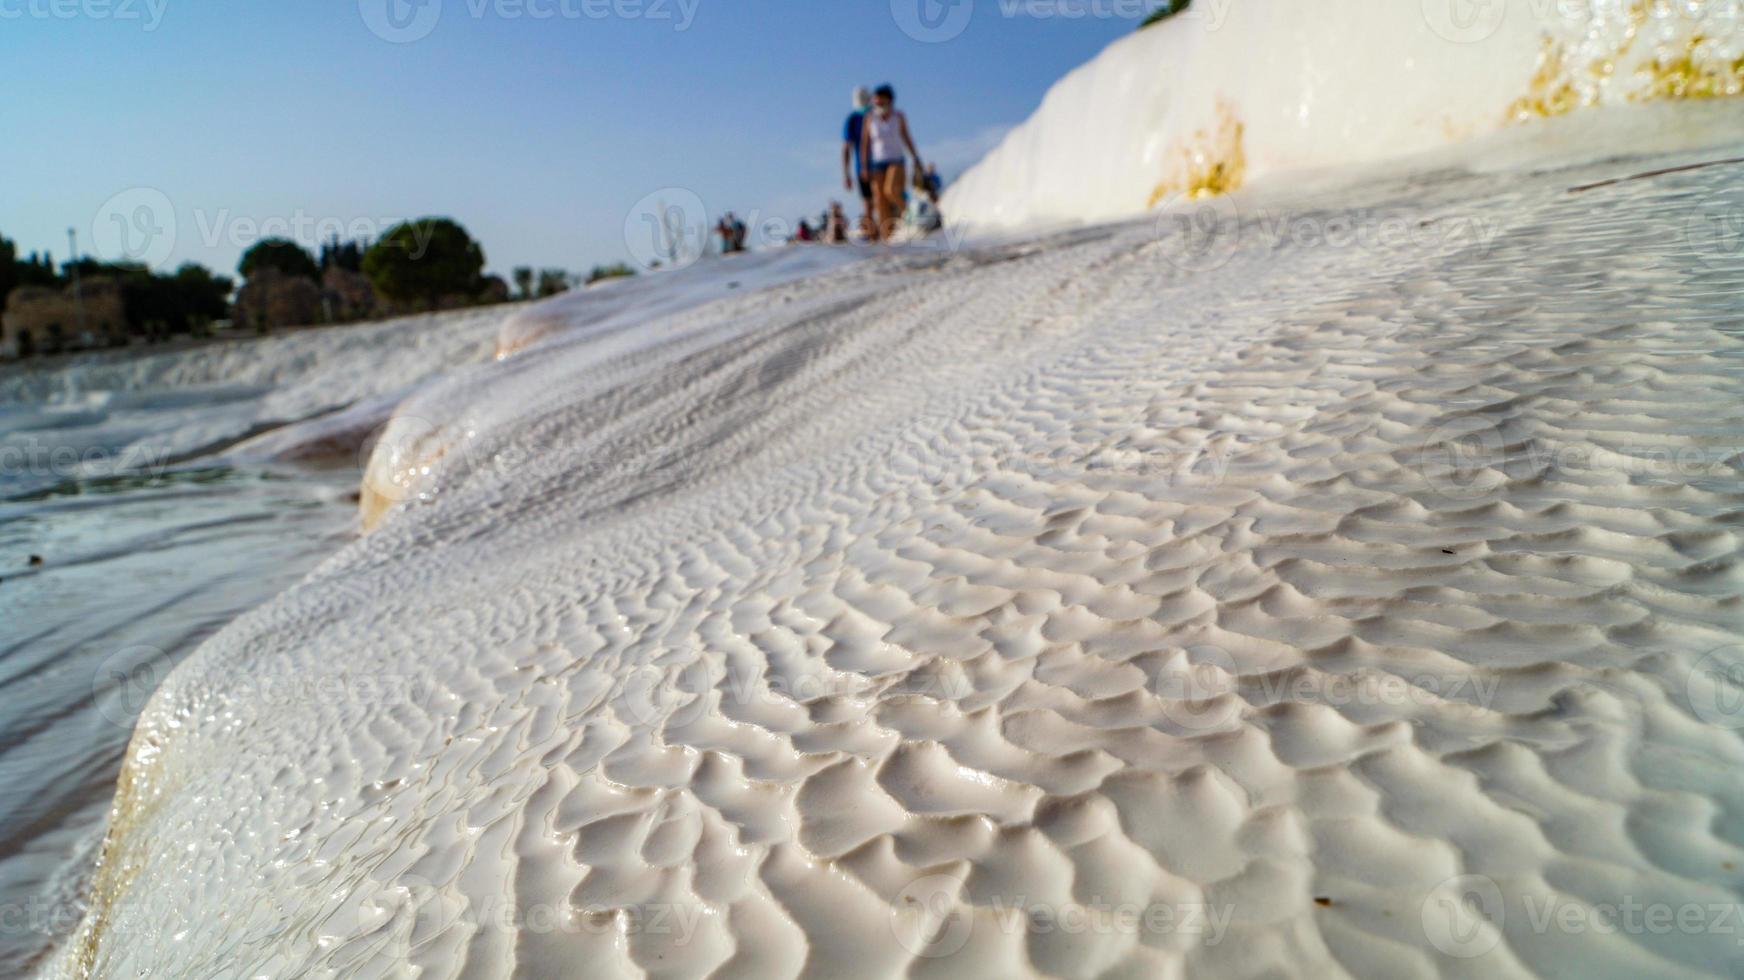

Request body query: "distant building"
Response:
[233, 269, 323, 332]
[477, 275, 511, 305]
[1, 277, 127, 360]
[322, 266, 378, 323]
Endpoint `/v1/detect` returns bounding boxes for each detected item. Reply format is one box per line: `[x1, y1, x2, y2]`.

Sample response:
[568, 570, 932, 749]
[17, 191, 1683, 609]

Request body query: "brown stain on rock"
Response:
[1507, 2, 1742, 122]
[1148, 102, 1247, 209]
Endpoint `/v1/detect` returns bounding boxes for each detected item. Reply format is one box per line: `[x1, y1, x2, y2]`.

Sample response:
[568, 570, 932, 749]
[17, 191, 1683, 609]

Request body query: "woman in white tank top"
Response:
[865, 109, 906, 167]
[859, 84, 925, 243]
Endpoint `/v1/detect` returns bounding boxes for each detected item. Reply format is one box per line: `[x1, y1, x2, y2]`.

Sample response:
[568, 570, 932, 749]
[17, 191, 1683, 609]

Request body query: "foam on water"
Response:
[43, 100, 1744, 976]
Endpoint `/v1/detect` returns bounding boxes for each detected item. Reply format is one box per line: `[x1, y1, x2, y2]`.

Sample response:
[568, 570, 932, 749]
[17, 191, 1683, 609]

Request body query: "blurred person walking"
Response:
[823, 201, 850, 243]
[841, 86, 874, 232]
[859, 84, 924, 242]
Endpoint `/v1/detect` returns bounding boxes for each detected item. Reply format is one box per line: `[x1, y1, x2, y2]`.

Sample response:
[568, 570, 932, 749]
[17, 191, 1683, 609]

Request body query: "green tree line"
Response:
[4, 215, 635, 357]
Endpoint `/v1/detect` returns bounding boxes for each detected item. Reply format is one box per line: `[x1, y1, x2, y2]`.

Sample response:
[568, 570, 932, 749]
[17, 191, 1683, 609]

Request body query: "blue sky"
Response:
[0, 0, 1141, 280]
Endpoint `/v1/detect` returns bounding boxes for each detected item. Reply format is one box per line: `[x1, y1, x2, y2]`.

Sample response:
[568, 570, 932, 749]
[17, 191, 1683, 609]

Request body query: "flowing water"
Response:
[0, 414, 357, 973]
[0, 311, 506, 974]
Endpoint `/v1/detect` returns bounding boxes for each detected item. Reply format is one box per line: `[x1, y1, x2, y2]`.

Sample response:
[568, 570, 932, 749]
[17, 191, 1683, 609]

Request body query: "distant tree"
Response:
[117, 265, 180, 336]
[513, 266, 535, 300]
[585, 263, 637, 286]
[239, 238, 320, 282]
[15, 250, 59, 290]
[362, 218, 485, 310]
[1, 241, 231, 354]
[536, 268, 571, 298]
[174, 263, 234, 323]
[1139, 0, 1191, 28]
[478, 275, 511, 305]
[0, 236, 16, 305]
[63, 258, 161, 337]
[52, 257, 232, 337]
[319, 237, 366, 273]
[63, 257, 143, 280]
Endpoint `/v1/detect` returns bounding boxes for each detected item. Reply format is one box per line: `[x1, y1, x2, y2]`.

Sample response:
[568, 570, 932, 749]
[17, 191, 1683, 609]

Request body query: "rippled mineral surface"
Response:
[56, 135, 1744, 978]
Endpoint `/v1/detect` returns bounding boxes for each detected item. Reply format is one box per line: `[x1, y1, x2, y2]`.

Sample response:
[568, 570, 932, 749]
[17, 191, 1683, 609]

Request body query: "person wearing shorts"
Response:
[859, 84, 924, 242]
[842, 87, 874, 230]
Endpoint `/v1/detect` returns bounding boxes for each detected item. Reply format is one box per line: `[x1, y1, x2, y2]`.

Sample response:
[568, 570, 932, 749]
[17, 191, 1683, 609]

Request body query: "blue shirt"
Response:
[844, 110, 866, 170]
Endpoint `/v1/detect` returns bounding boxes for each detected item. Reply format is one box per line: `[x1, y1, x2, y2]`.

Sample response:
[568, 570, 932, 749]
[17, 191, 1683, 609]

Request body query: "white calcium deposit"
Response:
[943, 0, 1743, 232]
[0, 307, 505, 480]
[40, 4, 1744, 977]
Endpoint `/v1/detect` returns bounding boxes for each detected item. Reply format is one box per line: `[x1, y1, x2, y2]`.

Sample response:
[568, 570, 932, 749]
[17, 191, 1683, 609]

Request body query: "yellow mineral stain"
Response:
[1640, 35, 1744, 101]
[1506, 4, 1742, 125]
[70, 729, 170, 978]
[1507, 37, 1588, 121]
[1147, 104, 1247, 209]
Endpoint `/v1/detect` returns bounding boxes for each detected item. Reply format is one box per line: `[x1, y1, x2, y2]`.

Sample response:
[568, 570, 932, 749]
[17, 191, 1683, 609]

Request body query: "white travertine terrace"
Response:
[43, 1, 1744, 974]
[944, 0, 1743, 232]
